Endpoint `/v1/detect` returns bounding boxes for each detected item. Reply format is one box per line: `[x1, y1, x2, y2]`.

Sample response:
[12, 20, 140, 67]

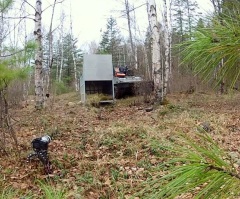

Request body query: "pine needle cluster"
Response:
[141, 132, 240, 198]
[179, 4, 240, 89]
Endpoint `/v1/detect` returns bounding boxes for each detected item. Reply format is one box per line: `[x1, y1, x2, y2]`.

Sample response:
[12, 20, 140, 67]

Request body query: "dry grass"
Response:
[0, 91, 239, 198]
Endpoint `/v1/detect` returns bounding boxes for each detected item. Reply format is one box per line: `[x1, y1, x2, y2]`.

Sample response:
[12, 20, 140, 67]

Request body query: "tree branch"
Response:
[0, 49, 25, 58]
[23, 0, 36, 12]
[42, 0, 65, 13]
[208, 165, 240, 179]
[2, 15, 35, 21]
[115, 3, 147, 18]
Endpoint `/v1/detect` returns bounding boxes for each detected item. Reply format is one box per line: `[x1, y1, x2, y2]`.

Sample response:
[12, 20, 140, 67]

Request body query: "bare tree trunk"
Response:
[46, 0, 57, 96]
[0, 11, 3, 53]
[34, 0, 44, 110]
[186, 0, 192, 38]
[211, 0, 224, 94]
[72, 45, 78, 91]
[69, 3, 78, 91]
[58, 12, 65, 82]
[210, 0, 222, 13]
[0, 89, 5, 150]
[163, 0, 170, 99]
[0, 84, 18, 153]
[22, 1, 28, 103]
[143, 45, 151, 79]
[169, 0, 173, 78]
[148, 0, 162, 101]
[133, 8, 138, 70]
[125, 0, 136, 68]
[56, 41, 60, 81]
[59, 37, 64, 82]
[219, 58, 225, 94]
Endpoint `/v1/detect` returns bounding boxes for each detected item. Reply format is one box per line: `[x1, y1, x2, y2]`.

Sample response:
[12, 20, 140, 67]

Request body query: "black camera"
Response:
[27, 135, 52, 174]
[32, 135, 51, 152]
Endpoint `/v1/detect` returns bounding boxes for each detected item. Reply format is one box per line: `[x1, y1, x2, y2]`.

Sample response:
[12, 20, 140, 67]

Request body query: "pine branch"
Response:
[208, 165, 240, 180]
[139, 132, 240, 198]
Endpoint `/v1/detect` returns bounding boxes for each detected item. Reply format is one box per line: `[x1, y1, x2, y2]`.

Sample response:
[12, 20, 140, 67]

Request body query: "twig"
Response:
[208, 165, 240, 180]
[0, 49, 25, 57]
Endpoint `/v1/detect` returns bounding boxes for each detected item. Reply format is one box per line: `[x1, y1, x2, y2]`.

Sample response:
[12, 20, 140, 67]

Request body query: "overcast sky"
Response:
[40, 0, 213, 51]
[67, 0, 211, 41]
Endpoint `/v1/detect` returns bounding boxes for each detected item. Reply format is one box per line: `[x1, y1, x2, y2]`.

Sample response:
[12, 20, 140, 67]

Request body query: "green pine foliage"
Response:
[61, 34, 82, 86]
[140, 133, 240, 198]
[0, 40, 34, 89]
[48, 33, 83, 86]
[179, 1, 240, 89]
[0, 64, 30, 89]
[0, 0, 13, 12]
[98, 17, 123, 65]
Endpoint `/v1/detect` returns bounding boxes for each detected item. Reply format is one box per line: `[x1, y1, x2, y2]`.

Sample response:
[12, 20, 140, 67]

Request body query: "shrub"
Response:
[52, 81, 70, 95]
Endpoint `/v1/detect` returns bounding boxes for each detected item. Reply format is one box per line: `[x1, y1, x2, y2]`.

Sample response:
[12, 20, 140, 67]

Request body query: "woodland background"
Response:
[0, 0, 240, 198]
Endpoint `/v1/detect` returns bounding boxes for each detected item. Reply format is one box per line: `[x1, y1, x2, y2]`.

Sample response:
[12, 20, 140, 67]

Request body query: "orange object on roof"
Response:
[116, 73, 126, 77]
[114, 67, 126, 77]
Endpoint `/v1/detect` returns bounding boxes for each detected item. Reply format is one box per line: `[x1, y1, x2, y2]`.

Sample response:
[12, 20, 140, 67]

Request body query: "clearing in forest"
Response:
[0, 92, 239, 198]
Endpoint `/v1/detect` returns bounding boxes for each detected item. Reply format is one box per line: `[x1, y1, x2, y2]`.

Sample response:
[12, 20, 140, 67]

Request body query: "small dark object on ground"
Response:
[27, 135, 52, 174]
[199, 122, 213, 132]
[145, 107, 153, 112]
[186, 86, 195, 94]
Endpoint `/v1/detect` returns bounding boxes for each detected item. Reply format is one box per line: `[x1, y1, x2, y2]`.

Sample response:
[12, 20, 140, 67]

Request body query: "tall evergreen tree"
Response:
[171, 0, 200, 41]
[172, 0, 184, 41]
[51, 33, 83, 88]
[98, 17, 123, 66]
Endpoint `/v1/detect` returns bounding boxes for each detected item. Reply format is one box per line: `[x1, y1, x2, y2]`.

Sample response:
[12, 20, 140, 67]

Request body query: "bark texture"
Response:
[34, 0, 44, 110]
[125, 0, 136, 69]
[163, 0, 170, 99]
[148, 0, 162, 100]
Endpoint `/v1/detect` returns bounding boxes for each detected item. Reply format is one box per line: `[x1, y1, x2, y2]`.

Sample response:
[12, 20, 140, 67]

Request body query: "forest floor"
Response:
[0, 91, 240, 198]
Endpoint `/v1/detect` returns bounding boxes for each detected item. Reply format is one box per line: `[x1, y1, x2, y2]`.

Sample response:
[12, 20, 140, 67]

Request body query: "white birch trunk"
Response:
[143, 45, 151, 79]
[125, 0, 136, 69]
[69, 4, 78, 91]
[59, 41, 63, 82]
[70, 35, 78, 91]
[59, 14, 64, 82]
[163, 0, 170, 99]
[56, 60, 59, 81]
[0, 12, 3, 54]
[23, 2, 28, 102]
[46, 0, 57, 95]
[148, 0, 162, 100]
[72, 48, 78, 91]
[169, 0, 173, 78]
[56, 42, 59, 81]
[34, 0, 44, 109]
[133, 8, 138, 70]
